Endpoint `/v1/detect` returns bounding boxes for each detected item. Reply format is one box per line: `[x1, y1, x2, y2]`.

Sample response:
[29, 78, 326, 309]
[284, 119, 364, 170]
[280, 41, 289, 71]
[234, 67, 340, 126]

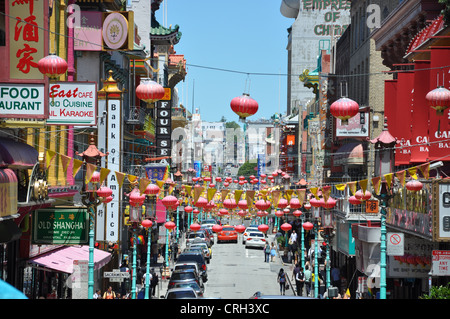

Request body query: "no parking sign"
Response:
[387, 232, 404, 256]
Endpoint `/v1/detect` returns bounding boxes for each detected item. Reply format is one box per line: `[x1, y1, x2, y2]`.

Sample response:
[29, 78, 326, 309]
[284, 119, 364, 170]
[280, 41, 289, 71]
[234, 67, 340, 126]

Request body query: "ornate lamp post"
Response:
[319, 197, 336, 294]
[76, 133, 109, 299]
[372, 181, 394, 299]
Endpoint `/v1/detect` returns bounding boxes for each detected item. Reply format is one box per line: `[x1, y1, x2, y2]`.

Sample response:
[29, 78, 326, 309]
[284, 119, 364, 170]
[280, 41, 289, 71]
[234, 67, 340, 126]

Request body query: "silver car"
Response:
[245, 232, 267, 249]
[164, 287, 198, 299]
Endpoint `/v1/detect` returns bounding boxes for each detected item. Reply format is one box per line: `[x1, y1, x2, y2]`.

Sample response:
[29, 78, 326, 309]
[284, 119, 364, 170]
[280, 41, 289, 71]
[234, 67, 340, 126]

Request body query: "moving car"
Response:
[242, 226, 261, 244]
[177, 252, 208, 282]
[217, 225, 238, 243]
[186, 231, 211, 247]
[245, 231, 266, 249]
[164, 287, 197, 299]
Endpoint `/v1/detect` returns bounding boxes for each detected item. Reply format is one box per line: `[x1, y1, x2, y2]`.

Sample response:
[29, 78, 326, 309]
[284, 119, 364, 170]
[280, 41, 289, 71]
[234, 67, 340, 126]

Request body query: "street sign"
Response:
[104, 269, 130, 282]
[365, 200, 378, 213]
[387, 232, 404, 256]
[432, 250, 450, 276]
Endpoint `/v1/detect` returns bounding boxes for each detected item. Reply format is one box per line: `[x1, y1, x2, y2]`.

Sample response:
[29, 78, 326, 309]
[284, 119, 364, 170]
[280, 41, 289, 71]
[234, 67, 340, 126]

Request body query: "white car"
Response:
[245, 232, 267, 249]
[164, 287, 198, 299]
[242, 227, 261, 244]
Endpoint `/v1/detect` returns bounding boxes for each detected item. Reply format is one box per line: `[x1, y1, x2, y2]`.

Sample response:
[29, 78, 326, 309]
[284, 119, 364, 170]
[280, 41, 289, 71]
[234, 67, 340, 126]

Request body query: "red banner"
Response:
[428, 47, 450, 161]
[394, 72, 414, 165]
[410, 60, 431, 163]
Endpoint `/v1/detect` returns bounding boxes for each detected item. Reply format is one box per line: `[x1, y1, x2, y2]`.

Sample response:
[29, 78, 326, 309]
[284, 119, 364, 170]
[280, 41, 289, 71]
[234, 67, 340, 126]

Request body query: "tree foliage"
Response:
[237, 162, 257, 177]
[420, 283, 450, 299]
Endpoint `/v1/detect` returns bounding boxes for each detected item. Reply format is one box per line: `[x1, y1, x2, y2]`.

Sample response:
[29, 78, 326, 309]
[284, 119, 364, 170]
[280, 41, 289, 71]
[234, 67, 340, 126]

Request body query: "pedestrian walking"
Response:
[303, 264, 312, 297]
[270, 242, 277, 262]
[295, 267, 305, 296]
[264, 242, 270, 262]
[150, 268, 159, 297]
[277, 268, 287, 295]
[292, 263, 300, 295]
[103, 286, 116, 299]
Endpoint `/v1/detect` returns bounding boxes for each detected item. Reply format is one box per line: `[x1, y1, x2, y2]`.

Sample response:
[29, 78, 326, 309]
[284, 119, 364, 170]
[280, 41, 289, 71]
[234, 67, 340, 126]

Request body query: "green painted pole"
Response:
[301, 215, 305, 269]
[314, 222, 319, 298]
[88, 207, 95, 299]
[131, 231, 137, 299]
[380, 207, 387, 299]
[144, 228, 151, 299]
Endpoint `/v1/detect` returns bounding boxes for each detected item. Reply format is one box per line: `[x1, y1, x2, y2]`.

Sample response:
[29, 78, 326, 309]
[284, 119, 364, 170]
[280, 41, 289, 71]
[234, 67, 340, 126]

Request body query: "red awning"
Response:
[28, 246, 111, 273]
[406, 15, 444, 55]
[0, 138, 38, 168]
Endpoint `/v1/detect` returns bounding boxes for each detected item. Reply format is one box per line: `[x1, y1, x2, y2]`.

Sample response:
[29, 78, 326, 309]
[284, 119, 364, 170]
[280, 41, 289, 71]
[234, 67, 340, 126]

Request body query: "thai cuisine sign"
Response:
[47, 82, 97, 125]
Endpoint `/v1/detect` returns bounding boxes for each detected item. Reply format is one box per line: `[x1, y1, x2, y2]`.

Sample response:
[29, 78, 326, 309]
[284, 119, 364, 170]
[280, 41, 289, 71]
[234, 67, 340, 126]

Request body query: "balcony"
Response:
[125, 106, 146, 125]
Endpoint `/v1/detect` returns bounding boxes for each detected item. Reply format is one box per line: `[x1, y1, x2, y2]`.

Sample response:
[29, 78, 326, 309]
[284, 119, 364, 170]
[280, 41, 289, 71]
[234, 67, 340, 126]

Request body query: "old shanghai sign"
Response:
[32, 208, 89, 245]
[47, 82, 97, 125]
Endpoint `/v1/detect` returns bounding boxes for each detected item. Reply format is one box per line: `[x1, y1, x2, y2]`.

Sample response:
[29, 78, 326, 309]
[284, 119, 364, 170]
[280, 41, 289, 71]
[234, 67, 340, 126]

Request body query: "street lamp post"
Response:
[373, 181, 394, 299]
[77, 134, 109, 299]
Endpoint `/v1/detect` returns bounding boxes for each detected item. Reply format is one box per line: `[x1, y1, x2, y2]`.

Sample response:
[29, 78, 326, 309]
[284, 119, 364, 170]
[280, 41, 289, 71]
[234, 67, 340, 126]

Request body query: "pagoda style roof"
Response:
[299, 69, 319, 94]
[151, 13, 182, 45]
[368, 117, 397, 148]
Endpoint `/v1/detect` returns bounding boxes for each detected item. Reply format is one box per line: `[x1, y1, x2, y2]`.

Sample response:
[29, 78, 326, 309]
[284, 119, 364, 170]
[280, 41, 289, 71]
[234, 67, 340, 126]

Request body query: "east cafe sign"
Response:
[0, 82, 97, 126]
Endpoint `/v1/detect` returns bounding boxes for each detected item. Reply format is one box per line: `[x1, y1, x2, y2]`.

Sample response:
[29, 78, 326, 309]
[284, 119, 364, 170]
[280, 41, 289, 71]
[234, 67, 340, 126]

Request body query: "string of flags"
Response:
[45, 149, 431, 205]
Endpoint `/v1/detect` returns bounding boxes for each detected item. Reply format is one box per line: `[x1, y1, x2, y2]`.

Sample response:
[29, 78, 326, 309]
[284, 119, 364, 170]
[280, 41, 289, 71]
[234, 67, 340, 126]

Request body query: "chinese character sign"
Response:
[9, 0, 45, 79]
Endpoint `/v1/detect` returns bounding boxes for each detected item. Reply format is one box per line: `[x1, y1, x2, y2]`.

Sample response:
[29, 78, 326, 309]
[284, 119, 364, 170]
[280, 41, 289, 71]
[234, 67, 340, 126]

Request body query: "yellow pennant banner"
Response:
[139, 178, 150, 195]
[72, 159, 83, 178]
[60, 154, 71, 173]
[359, 179, 368, 194]
[234, 190, 243, 204]
[407, 167, 418, 180]
[46, 149, 57, 169]
[419, 163, 430, 179]
[128, 174, 138, 185]
[309, 187, 319, 200]
[321, 186, 331, 203]
[193, 186, 204, 204]
[184, 185, 192, 197]
[156, 180, 165, 190]
[384, 173, 393, 189]
[115, 171, 126, 189]
[246, 190, 256, 207]
[396, 170, 406, 187]
[285, 189, 293, 202]
[221, 189, 229, 201]
[85, 163, 96, 184]
[335, 183, 347, 191]
[100, 168, 110, 185]
[347, 182, 357, 195]
[371, 177, 381, 195]
[271, 190, 281, 208]
[297, 189, 306, 206]
[207, 188, 217, 202]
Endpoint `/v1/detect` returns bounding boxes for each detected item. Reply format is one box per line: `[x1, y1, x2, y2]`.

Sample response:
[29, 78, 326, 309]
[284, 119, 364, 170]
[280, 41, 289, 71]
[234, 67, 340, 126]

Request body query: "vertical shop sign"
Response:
[156, 96, 172, 161]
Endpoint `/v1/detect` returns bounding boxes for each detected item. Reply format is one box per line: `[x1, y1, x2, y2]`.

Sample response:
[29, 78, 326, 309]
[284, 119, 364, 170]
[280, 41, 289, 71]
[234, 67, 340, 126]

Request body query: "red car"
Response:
[217, 225, 238, 243]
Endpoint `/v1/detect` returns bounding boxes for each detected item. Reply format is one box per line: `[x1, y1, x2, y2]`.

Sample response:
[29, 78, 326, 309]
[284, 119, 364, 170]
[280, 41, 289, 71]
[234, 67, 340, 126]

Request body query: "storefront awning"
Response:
[0, 137, 38, 168]
[28, 246, 111, 274]
[334, 143, 364, 165]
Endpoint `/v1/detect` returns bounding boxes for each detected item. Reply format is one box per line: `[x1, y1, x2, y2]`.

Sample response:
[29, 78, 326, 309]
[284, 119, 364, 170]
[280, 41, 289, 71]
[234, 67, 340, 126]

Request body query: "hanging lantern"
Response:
[426, 86, 450, 116]
[230, 93, 259, 121]
[184, 206, 193, 214]
[195, 197, 208, 209]
[293, 210, 302, 217]
[406, 180, 423, 192]
[237, 210, 247, 217]
[355, 190, 372, 201]
[258, 224, 269, 233]
[321, 197, 337, 210]
[223, 199, 237, 210]
[255, 199, 271, 211]
[144, 184, 160, 195]
[96, 185, 113, 198]
[212, 224, 223, 233]
[128, 188, 146, 207]
[102, 195, 113, 204]
[289, 198, 301, 210]
[219, 208, 229, 215]
[283, 208, 290, 214]
[304, 203, 312, 210]
[135, 78, 165, 104]
[164, 221, 176, 231]
[162, 195, 178, 210]
[310, 197, 321, 208]
[277, 198, 288, 209]
[38, 53, 68, 80]
[238, 199, 248, 210]
[280, 223, 292, 232]
[256, 210, 266, 217]
[190, 223, 201, 232]
[90, 171, 100, 183]
[235, 225, 246, 233]
[302, 221, 314, 231]
[205, 200, 216, 211]
[142, 219, 153, 228]
[330, 97, 360, 125]
[192, 208, 200, 215]
[349, 195, 362, 205]
[275, 210, 284, 218]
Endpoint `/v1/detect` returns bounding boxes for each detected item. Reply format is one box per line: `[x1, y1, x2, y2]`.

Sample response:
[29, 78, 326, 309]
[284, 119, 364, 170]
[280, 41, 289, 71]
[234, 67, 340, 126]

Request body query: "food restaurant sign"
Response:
[0, 83, 45, 118]
[32, 208, 89, 245]
[48, 82, 97, 125]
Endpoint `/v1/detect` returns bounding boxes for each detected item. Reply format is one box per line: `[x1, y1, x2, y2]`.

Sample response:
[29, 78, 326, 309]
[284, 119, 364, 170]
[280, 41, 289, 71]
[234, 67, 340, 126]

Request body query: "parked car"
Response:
[217, 225, 238, 243]
[245, 231, 266, 249]
[200, 226, 215, 245]
[170, 281, 204, 297]
[250, 291, 314, 299]
[188, 241, 212, 262]
[168, 269, 203, 290]
[183, 246, 209, 263]
[242, 226, 261, 244]
[164, 287, 197, 299]
[173, 262, 200, 274]
[176, 252, 208, 282]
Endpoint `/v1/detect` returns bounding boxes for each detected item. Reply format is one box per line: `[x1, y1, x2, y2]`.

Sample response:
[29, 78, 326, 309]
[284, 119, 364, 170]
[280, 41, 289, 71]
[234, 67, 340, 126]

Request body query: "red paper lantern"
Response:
[293, 210, 302, 217]
[144, 183, 160, 195]
[280, 223, 292, 232]
[330, 97, 360, 125]
[321, 197, 337, 210]
[289, 198, 301, 209]
[426, 86, 450, 116]
[349, 195, 362, 205]
[355, 190, 372, 201]
[310, 197, 321, 208]
[164, 221, 176, 231]
[162, 195, 178, 210]
[219, 208, 229, 215]
[238, 200, 248, 210]
[237, 210, 247, 217]
[212, 224, 223, 233]
[258, 224, 269, 233]
[303, 203, 312, 210]
[142, 219, 153, 228]
[135, 78, 165, 104]
[255, 199, 271, 211]
[256, 210, 266, 217]
[275, 210, 284, 218]
[192, 208, 200, 215]
[235, 225, 246, 233]
[223, 199, 237, 210]
[190, 223, 201, 231]
[90, 171, 100, 183]
[230, 93, 259, 121]
[406, 180, 423, 192]
[302, 221, 314, 231]
[184, 206, 193, 213]
[96, 185, 113, 198]
[277, 198, 288, 209]
[128, 188, 146, 207]
[38, 53, 68, 80]
[102, 196, 113, 204]
[195, 197, 208, 209]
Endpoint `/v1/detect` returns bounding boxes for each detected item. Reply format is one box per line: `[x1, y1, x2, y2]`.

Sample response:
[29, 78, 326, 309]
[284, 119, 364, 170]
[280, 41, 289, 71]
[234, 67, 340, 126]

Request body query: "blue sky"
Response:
[156, 0, 293, 123]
